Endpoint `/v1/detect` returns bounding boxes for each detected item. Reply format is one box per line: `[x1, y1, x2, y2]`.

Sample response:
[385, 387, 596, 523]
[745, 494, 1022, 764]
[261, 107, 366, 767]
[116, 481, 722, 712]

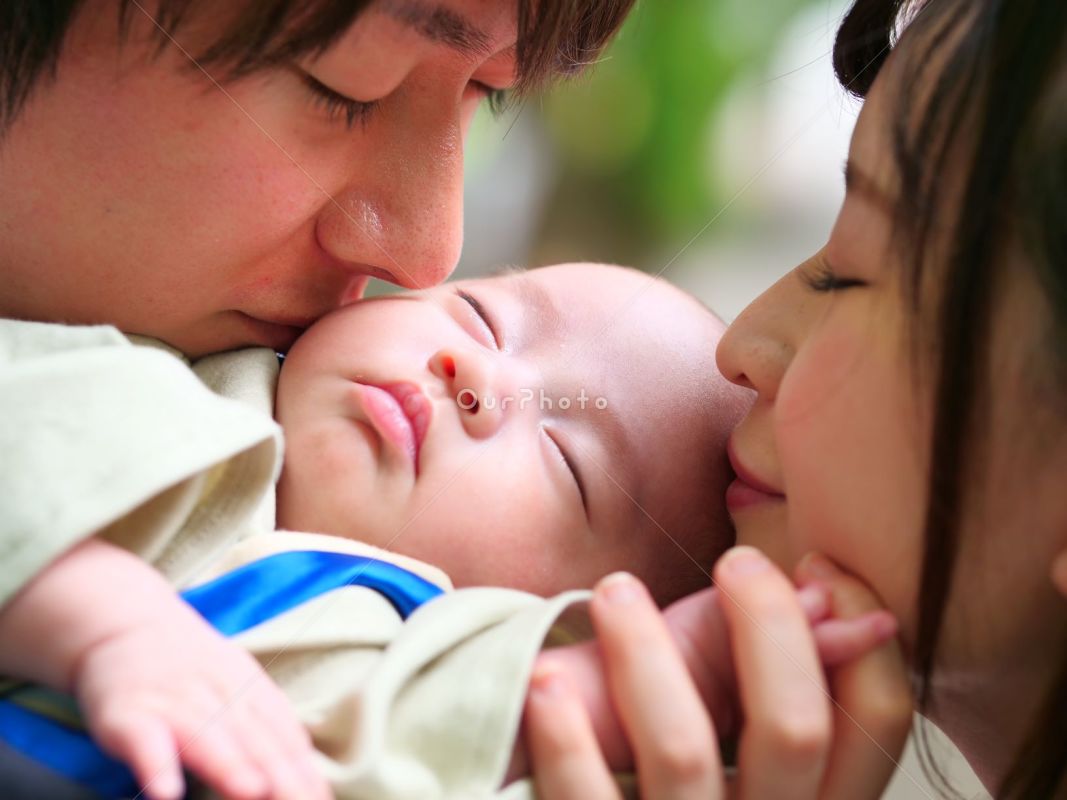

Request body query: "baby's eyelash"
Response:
[544, 428, 588, 514]
[456, 289, 501, 349]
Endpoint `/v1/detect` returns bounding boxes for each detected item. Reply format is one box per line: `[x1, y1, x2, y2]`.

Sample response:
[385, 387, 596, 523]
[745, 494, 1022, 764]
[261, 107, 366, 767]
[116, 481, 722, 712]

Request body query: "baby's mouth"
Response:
[354, 381, 432, 473]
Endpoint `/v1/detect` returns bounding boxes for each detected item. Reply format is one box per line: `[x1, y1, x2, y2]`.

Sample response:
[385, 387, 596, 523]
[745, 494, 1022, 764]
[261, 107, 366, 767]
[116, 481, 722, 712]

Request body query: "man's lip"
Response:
[353, 381, 432, 473]
[726, 437, 785, 498]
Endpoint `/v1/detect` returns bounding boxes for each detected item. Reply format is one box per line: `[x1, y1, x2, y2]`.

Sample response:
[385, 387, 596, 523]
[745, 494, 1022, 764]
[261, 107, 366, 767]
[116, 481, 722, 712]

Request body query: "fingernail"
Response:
[529, 660, 566, 699]
[597, 571, 641, 604]
[869, 610, 898, 640]
[719, 546, 770, 576]
[147, 771, 183, 800]
[797, 552, 837, 581]
[797, 583, 830, 620]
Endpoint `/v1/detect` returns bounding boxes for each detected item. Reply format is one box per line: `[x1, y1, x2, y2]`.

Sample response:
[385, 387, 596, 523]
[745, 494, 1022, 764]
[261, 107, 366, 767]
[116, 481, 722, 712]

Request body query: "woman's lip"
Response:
[726, 479, 785, 512]
[726, 437, 785, 511]
[354, 382, 432, 473]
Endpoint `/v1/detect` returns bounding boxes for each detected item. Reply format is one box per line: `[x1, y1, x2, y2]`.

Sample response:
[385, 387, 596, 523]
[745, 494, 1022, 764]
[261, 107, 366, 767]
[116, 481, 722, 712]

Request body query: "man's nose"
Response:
[315, 115, 465, 292]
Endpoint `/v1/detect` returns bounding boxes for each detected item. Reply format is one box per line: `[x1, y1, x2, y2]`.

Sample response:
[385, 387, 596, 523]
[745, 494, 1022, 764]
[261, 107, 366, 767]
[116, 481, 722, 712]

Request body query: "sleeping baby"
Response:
[0, 263, 892, 800]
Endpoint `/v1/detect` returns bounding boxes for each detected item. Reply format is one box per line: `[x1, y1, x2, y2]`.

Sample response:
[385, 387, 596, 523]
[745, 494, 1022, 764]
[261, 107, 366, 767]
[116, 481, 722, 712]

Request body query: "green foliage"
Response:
[540, 0, 815, 253]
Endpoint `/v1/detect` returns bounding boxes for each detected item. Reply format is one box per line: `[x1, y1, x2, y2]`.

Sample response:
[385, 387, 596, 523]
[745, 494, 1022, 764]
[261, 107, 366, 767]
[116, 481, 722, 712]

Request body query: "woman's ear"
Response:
[1050, 549, 1067, 597]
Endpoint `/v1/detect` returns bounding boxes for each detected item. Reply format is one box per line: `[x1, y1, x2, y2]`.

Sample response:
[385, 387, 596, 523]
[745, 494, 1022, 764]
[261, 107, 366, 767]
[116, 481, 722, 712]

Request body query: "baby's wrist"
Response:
[0, 537, 182, 690]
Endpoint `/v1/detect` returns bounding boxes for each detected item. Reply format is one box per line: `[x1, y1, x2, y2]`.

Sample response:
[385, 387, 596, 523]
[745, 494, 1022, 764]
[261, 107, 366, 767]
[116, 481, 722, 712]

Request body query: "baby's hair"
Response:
[490, 264, 528, 278]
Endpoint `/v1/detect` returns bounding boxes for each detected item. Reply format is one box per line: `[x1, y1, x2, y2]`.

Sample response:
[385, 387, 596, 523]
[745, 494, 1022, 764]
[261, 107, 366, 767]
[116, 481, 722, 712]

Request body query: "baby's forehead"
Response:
[489, 262, 721, 321]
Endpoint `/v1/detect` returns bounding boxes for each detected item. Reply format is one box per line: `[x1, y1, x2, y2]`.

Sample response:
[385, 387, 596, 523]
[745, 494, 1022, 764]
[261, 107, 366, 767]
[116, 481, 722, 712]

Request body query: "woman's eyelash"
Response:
[803, 263, 867, 293]
[456, 289, 500, 348]
[301, 73, 379, 129]
[544, 428, 588, 514]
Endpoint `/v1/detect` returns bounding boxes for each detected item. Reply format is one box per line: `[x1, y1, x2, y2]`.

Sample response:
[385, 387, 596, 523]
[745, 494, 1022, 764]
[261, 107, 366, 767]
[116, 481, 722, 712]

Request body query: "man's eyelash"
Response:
[456, 289, 500, 348]
[475, 83, 510, 116]
[544, 428, 588, 514]
[303, 74, 509, 129]
[802, 262, 867, 293]
[301, 73, 379, 129]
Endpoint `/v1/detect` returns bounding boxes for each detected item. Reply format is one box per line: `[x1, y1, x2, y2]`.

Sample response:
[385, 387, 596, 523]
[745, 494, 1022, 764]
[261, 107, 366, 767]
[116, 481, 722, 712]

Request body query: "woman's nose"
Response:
[430, 347, 506, 440]
[315, 114, 465, 292]
[716, 268, 809, 400]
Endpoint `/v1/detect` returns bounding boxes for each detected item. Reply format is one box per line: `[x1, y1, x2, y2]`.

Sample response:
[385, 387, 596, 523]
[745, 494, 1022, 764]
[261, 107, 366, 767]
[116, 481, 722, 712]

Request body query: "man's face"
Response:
[0, 0, 519, 355]
[275, 263, 751, 602]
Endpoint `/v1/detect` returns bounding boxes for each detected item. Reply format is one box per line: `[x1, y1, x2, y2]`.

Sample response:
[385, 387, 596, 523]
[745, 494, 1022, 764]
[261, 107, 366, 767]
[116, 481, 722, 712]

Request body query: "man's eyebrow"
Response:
[383, 0, 493, 57]
[843, 159, 895, 213]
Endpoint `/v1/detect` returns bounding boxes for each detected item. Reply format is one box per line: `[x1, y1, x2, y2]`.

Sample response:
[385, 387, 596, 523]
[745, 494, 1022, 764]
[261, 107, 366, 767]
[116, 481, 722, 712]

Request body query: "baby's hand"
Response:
[517, 562, 898, 777]
[74, 598, 330, 800]
[661, 571, 897, 735]
[0, 538, 330, 800]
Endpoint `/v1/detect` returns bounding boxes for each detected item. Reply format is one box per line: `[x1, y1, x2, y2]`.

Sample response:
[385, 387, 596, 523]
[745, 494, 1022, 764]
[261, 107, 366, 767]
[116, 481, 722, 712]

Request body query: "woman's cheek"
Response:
[777, 324, 925, 634]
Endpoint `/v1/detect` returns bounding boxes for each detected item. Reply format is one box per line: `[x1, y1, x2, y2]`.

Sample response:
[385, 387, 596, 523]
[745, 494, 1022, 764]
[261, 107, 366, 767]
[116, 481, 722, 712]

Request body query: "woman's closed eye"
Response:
[802, 259, 868, 293]
[543, 426, 589, 518]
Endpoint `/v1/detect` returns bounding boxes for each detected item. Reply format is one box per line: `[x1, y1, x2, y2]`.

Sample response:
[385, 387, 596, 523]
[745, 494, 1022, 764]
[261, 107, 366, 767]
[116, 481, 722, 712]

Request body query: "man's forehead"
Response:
[380, 0, 507, 58]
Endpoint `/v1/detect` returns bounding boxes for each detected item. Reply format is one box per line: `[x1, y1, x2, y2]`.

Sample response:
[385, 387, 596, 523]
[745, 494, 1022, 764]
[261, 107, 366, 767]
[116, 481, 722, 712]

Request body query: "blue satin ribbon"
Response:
[182, 550, 445, 635]
[0, 550, 445, 798]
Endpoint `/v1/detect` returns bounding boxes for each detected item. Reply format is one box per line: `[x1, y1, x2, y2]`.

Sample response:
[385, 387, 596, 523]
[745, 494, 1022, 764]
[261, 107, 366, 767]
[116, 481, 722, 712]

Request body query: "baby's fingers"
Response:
[243, 682, 331, 800]
[795, 554, 912, 800]
[90, 709, 184, 800]
[173, 714, 270, 800]
[813, 610, 898, 667]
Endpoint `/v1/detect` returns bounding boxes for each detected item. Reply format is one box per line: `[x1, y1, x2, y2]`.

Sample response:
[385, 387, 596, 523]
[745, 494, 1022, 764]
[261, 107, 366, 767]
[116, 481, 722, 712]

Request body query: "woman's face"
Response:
[716, 41, 1067, 684]
[0, 0, 519, 355]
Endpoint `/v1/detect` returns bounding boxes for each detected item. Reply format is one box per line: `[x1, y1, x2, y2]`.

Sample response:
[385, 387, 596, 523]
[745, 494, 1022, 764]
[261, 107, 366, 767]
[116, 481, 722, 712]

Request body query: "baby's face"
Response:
[275, 263, 751, 602]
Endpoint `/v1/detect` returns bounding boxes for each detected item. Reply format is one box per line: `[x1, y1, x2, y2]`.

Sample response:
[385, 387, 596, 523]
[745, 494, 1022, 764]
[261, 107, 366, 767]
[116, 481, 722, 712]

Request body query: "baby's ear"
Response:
[1051, 550, 1067, 597]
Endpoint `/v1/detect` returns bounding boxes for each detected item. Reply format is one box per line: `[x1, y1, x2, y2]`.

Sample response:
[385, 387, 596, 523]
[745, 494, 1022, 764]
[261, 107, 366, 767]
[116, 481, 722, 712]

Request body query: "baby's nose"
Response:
[429, 348, 505, 439]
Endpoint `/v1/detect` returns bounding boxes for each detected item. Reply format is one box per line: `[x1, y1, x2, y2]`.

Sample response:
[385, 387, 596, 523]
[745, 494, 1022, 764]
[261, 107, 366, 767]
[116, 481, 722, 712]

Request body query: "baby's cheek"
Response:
[277, 424, 365, 527]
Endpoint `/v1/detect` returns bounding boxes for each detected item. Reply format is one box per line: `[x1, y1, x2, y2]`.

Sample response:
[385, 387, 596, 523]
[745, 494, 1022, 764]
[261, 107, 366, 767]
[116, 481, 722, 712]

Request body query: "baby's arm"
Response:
[0, 537, 330, 800]
[512, 577, 897, 777]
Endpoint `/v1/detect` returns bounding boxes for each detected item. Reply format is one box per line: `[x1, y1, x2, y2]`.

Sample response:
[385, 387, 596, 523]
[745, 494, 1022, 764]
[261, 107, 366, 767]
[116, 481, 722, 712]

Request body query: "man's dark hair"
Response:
[0, 0, 635, 129]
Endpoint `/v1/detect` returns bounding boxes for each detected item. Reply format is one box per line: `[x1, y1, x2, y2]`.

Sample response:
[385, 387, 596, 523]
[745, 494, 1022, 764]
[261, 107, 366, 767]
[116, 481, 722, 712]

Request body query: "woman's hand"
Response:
[523, 546, 912, 799]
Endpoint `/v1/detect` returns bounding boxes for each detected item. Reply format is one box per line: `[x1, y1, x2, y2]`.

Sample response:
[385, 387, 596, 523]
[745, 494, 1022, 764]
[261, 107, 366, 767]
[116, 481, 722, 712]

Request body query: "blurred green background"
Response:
[532, 0, 817, 258]
[443, 0, 863, 320]
[357, 0, 864, 318]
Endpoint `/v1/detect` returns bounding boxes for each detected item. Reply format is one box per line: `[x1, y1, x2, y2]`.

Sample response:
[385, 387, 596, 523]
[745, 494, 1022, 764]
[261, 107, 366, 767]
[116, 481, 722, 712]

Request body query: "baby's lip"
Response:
[355, 381, 432, 473]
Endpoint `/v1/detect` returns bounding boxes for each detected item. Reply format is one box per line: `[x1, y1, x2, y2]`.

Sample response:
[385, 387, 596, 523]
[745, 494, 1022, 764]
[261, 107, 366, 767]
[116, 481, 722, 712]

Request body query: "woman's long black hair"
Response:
[834, 0, 1067, 796]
